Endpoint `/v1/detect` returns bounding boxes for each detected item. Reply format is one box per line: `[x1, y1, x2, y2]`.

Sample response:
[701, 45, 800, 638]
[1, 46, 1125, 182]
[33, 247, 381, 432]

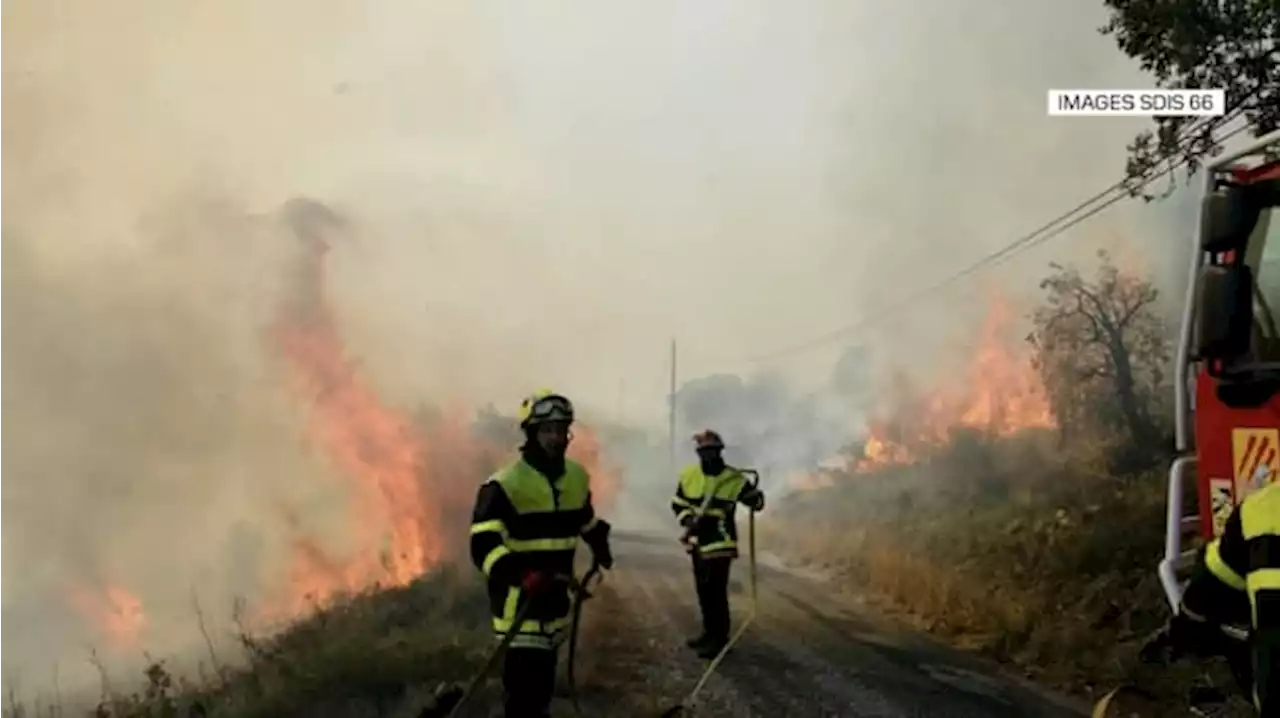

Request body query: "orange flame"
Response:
[854, 295, 1054, 472]
[270, 286, 622, 616]
[265, 227, 449, 617]
[68, 584, 146, 650]
[69, 203, 626, 635]
[261, 205, 622, 620]
[568, 424, 620, 516]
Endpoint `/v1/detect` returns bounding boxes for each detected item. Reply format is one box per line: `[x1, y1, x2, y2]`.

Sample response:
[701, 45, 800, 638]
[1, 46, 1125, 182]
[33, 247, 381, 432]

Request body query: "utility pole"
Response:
[668, 338, 678, 473]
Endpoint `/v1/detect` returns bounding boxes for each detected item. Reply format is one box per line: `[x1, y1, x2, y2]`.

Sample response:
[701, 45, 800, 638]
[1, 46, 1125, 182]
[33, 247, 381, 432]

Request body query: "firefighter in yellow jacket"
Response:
[1162, 480, 1280, 715]
[469, 390, 613, 718]
[670, 429, 765, 659]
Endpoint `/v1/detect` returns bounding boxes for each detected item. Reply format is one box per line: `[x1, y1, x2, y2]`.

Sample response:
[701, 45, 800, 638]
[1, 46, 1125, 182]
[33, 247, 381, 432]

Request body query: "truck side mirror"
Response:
[1195, 263, 1254, 363]
[1201, 185, 1261, 254]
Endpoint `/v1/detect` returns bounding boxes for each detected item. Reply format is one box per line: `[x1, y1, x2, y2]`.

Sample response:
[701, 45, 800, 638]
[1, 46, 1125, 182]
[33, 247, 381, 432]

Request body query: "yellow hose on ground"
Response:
[1091, 688, 1121, 718]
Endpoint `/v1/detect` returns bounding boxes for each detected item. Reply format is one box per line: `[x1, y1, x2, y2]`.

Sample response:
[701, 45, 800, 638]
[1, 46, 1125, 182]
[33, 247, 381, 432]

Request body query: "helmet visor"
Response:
[527, 395, 574, 424]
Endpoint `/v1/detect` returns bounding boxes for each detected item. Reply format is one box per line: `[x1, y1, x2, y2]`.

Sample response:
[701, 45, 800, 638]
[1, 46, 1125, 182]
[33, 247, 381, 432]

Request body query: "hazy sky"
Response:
[4, 0, 1201, 418]
[1, 0, 1226, 696]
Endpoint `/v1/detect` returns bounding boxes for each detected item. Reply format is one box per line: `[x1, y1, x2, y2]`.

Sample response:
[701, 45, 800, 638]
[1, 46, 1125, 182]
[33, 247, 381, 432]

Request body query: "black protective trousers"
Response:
[502, 647, 558, 718]
[692, 554, 733, 641]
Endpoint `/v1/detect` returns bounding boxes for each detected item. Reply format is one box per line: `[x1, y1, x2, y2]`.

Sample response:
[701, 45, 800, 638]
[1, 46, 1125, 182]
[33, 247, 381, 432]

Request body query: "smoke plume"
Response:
[3, 0, 1208, 701]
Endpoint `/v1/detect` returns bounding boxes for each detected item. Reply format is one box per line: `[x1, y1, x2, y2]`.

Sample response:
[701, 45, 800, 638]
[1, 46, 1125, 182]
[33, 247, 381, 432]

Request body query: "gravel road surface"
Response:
[543, 530, 1088, 718]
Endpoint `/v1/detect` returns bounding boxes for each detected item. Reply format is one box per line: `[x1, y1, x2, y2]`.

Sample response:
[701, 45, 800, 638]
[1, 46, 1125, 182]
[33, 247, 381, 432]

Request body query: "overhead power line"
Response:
[730, 112, 1259, 369]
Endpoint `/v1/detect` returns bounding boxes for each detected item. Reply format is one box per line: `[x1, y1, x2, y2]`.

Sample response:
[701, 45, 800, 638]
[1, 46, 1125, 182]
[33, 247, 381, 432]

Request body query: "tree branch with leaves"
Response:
[1100, 0, 1278, 197]
[1027, 251, 1170, 461]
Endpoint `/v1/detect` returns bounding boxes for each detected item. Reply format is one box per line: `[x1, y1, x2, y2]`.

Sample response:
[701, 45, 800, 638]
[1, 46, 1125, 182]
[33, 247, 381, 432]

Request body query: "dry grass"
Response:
[3, 566, 493, 718]
[771, 431, 1254, 716]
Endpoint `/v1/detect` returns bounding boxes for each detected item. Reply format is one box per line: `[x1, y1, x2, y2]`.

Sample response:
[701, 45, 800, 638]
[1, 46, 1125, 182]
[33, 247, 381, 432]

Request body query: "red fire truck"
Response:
[1161, 128, 1280, 612]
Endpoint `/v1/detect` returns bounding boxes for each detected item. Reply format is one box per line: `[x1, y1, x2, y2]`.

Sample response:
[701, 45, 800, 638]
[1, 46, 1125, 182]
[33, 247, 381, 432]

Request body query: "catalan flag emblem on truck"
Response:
[1232, 428, 1280, 496]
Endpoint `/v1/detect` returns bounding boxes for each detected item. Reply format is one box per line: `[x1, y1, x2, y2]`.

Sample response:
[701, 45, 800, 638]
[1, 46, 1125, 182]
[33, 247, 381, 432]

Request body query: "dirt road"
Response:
[557, 530, 1087, 718]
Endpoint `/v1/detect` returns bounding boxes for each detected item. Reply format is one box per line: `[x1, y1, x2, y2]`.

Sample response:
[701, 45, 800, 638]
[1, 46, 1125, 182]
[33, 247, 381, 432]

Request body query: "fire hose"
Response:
[1089, 621, 1249, 717]
[425, 561, 604, 718]
[566, 561, 605, 715]
[435, 591, 535, 718]
[661, 469, 761, 718]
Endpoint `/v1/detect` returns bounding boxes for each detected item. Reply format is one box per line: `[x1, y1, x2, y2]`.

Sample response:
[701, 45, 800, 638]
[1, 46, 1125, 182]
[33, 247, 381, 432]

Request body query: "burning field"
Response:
[57, 199, 621, 661]
[851, 295, 1056, 474]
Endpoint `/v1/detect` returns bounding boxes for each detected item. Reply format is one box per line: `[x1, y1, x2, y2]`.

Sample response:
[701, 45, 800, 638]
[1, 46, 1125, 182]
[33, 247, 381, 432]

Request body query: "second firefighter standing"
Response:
[671, 429, 766, 659]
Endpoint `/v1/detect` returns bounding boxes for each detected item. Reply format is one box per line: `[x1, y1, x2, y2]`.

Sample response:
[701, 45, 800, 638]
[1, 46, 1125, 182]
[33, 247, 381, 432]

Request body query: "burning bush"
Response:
[851, 295, 1055, 475]
[771, 254, 1207, 712]
[845, 252, 1170, 480]
[64, 199, 622, 652]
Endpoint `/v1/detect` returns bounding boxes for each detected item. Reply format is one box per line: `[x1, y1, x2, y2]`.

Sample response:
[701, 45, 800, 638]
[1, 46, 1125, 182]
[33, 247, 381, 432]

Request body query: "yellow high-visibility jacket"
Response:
[1182, 481, 1280, 714]
[670, 464, 763, 559]
[469, 456, 606, 650]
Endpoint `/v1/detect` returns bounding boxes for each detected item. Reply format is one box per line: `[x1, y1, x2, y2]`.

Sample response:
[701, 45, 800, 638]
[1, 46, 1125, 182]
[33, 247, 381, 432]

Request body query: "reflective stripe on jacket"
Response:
[1186, 481, 1280, 714]
[469, 457, 600, 650]
[670, 464, 760, 559]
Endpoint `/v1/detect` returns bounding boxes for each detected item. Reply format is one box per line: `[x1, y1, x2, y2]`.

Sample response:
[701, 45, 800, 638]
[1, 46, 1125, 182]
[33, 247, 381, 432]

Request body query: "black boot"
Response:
[695, 636, 728, 659]
[685, 633, 709, 649]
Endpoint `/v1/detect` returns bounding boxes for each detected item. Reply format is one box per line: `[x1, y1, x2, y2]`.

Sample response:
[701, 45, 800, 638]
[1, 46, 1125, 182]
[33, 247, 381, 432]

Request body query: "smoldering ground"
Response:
[2, 0, 1209, 703]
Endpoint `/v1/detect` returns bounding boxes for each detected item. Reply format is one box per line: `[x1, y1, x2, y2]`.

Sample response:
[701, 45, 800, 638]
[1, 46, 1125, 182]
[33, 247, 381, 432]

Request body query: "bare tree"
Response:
[1027, 250, 1170, 454]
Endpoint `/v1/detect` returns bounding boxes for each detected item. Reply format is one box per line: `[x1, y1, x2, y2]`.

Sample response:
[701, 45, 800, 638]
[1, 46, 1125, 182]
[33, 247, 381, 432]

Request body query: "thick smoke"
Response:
[2, 197, 329, 695]
[2, 0, 1215, 702]
[673, 373, 861, 478]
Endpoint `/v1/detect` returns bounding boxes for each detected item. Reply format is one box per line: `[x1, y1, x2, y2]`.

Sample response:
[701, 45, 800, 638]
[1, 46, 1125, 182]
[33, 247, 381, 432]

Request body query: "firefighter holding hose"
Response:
[469, 389, 613, 718]
[671, 429, 765, 659]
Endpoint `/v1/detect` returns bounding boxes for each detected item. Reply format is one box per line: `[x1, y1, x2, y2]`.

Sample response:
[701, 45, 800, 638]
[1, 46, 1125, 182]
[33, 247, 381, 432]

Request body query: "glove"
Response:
[585, 519, 613, 569]
[679, 525, 698, 552]
[745, 489, 765, 511]
[1143, 611, 1230, 665]
[678, 514, 696, 543]
[592, 540, 614, 569]
[521, 570, 557, 597]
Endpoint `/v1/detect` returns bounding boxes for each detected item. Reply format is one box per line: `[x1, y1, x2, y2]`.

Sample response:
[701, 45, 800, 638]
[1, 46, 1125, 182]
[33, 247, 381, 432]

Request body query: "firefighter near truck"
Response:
[1142, 128, 1280, 713]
